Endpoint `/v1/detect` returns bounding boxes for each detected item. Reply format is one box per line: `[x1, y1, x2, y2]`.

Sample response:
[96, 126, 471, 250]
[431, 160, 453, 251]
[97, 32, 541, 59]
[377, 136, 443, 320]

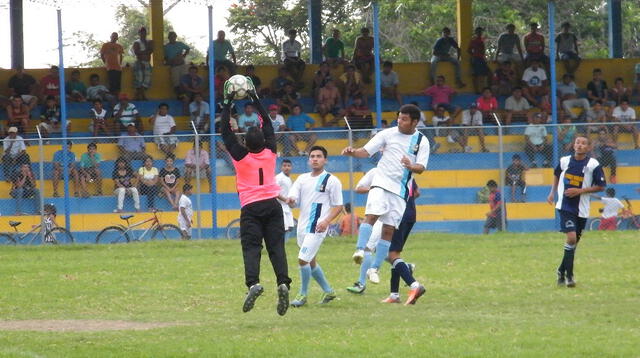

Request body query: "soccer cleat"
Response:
[404, 284, 426, 305]
[352, 249, 365, 264]
[346, 282, 366, 294]
[367, 268, 380, 284]
[276, 284, 289, 315]
[242, 284, 264, 313]
[381, 295, 401, 304]
[566, 277, 576, 288]
[557, 272, 566, 286]
[290, 294, 307, 308]
[319, 291, 337, 304]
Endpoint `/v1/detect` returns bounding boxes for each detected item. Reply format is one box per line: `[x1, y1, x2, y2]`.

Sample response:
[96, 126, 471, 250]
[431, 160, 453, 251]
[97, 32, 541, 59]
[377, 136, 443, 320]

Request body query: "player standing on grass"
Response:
[221, 86, 291, 316]
[547, 136, 605, 287]
[286, 146, 343, 307]
[276, 159, 295, 233]
[342, 104, 429, 305]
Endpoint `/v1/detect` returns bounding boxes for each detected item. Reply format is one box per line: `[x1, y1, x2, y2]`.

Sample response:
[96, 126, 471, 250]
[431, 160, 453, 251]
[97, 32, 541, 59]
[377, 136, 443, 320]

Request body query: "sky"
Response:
[0, 0, 233, 69]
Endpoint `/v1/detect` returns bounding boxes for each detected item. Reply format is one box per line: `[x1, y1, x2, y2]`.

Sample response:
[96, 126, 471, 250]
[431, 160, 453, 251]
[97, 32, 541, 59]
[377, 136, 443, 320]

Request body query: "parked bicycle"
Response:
[0, 220, 74, 245]
[95, 211, 185, 244]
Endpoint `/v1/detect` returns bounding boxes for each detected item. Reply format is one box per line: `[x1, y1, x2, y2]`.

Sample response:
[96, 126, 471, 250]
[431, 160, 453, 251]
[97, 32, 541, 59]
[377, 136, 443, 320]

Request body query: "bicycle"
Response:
[95, 211, 185, 244]
[0, 220, 74, 245]
[225, 218, 298, 240]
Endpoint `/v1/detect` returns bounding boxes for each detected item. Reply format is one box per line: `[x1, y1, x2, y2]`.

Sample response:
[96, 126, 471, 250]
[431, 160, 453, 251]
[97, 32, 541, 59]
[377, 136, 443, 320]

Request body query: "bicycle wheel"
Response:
[0, 233, 16, 245]
[46, 227, 74, 245]
[151, 224, 185, 240]
[96, 226, 130, 244]
[225, 218, 241, 240]
[589, 218, 601, 231]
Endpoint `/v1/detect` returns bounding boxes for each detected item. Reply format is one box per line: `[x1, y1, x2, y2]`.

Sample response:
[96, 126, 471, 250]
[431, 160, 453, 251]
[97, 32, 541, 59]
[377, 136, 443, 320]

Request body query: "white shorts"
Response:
[281, 205, 294, 230]
[366, 220, 383, 251]
[365, 187, 406, 229]
[296, 231, 327, 262]
[154, 135, 179, 146]
[497, 53, 521, 63]
[462, 116, 483, 126]
[178, 217, 192, 237]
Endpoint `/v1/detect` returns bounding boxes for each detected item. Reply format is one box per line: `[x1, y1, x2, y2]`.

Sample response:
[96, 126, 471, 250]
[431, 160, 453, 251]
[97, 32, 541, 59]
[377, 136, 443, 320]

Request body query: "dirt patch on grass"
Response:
[0, 320, 179, 332]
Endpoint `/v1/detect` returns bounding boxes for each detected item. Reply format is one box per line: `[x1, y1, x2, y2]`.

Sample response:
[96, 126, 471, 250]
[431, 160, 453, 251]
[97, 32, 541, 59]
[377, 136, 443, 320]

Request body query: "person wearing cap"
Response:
[113, 94, 142, 133]
[100, 32, 124, 96]
[524, 22, 549, 69]
[460, 102, 487, 153]
[506, 154, 527, 202]
[52, 141, 80, 198]
[468, 27, 490, 94]
[132, 27, 154, 101]
[117, 123, 148, 162]
[524, 112, 552, 168]
[2, 127, 30, 180]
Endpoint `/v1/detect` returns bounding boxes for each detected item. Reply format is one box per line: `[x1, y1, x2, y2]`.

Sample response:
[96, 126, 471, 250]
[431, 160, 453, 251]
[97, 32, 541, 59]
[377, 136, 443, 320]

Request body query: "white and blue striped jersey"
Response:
[363, 127, 429, 200]
[289, 171, 343, 234]
[555, 155, 606, 217]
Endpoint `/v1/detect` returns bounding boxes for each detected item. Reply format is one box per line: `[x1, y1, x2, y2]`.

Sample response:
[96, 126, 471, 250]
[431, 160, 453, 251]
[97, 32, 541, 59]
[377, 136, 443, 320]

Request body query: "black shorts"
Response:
[484, 214, 506, 230]
[471, 57, 490, 76]
[107, 70, 122, 93]
[558, 210, 587, 236]
[389, 219, 415, 252]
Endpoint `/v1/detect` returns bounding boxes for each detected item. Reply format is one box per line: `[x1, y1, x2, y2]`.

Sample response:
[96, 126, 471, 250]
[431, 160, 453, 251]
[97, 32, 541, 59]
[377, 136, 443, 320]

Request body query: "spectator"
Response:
[112, 157, 140, 213]
[323, 29, 345, 67]
[52, 141, 80, 197]
[352, 27, 374, 84]
[491, 61, 517, 97]
[211, 30, 236, 74]
[468, 27, 491, 94]
[495, 24, 524, 72]
[340, 203, 360, 236]
[137, 156, 160, 211]
[558, 116, 577, 154]
[505, 87, 532, 126]
[100, 32, 124, 95]
[38, 95, 70, 138]
[594, 188, 624, 230]
[2, 127, 30, 180]
[276, 83, 300, 115]
[586, 68, 613, 106]
[39, 65, 60, 100]
[179, 65, 205, 113]
[594, 129, 618, 183]
[245, 65, 266, 96]
[585, 100, 609, 134]
[86, 73, 116, 106]
[132, 27, 153, 101]
[164, 31, 190, 96]
[316, 78, 344, 126]
[268, 104, 294, 156]
[90, 99, 111, 137]
[609, 77, 631, 106]
[311, 61, 332, 99]
[506, 154, 527, 203]
[424, 75, 461, 121]
[282, 29, 305, 84]
[345, 95, 371, 123]
[10, 163, 40, 216]
[430, 27, 465, 88]
[339, 64, 365, 106]
[287, 104, 317, 156]
[523, 22, 548, 68]
[524, 113, 552, 167]
[112, 93, 142, 133]
[557, 74, 590, 120]
[189, 93, 210, 132]
[159, 155, 181, 210]
[483, 180, 505, 234]
[183, 142, 212, 187]
[117, 123, 147, 162]
[78, 142, 103, 198]
[521, 59, 549, 106]
[460, 102, 487, 152]
[213, 67, 230, 100]
[150, 103, 178, 157]
[611, 100, 638, 149]
[475, 87, 498, 122]
[431, 105, 464, 152]
[7, 67, 38, 111]
[237, 102, 260, 133]
[271, 67, 294, 98]
[381, 61, 402, 105]
[6, 96, 30, 134]
[555, 22, 580, 75]
[65, 69, 86, 102]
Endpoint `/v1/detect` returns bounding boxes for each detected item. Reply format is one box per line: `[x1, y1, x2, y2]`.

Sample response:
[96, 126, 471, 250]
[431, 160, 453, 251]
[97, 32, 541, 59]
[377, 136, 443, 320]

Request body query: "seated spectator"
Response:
[586, 68, 614, 106]
[245, 65, 267, 97]
[271, 67, 294, 98]
[112, 157, 140, 213]
[65, 69, 86, 102]
[78, 142, 103, 198]
[213, 66, 230, 101]
[521, 60, 549, 106]
[210, 30, 236, 74]
[189, 93, 210, 133]
[594, 129, 618, 183]
[137, 156, 160, 211]
[90, 99, 111, 137]
[524, 113, 552, 167]
[494, 24, 524, 72]
[2, 127, 30, 180]
[557, 74, 590, 120]
[112, 93, 142, 133]
[475, 87, 498, 121]
[505, 154, 527, 202]
[611, 100, 639, 149]
[10, 163, 40, 216]
[179, 65, 205, 113]
[117, 123, 147, 162]
[585, 100, 609, 133]
[276, 83, 300, 115]
[345, 96, 371, 122]
[431, 105, 464, 151]
[352, 27, 374, 84]
[267, 104, 294, 156]
[287, 104, 317, 156]
[339, 64, 365, 106]
[159, 155, 181, 210]
[38, 95, 70, 138]
[86, 73, 116, 107]
[323, 29, 345, 67]
[523, 22, 548, 68]
[492, 61, 517, 96]
[150, 103, 178, 157]
[7, 67, 38, 111]
[430, 27, 465, 88]
[39, 65, 60, 100]
[460, 102, 487, 152]
[558, 116, 577, 154]
[505, 87, 532, 126]
[411, 101, 428, 128]
[52, 141, 79, 197]
[609, 77, 631, 106]
[424, 75, 461, 121]
[164, 31, 190, 95]
[237, 102, 260, 133]
[183, 142, 212, 187]
[468, 27, 491, 94]
[311, 61, 332, 98]
[555, 22, 580, 75]
[316, 78, 344, 126]
[6, 96, 31, 134]
[282, 29, 305, 84]
[381, 61, 402, 105]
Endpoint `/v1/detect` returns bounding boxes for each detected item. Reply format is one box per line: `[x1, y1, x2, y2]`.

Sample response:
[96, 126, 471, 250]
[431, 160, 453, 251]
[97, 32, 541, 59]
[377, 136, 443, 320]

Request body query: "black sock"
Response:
[392, 259, 416, 287]
[563, 243, 576, 278]
[390, 267, 400, 293]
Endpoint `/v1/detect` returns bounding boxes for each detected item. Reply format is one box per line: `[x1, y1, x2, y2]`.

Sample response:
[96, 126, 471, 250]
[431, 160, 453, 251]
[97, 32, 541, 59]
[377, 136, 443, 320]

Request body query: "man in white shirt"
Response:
[287, 146, 343, 307]
[276, 159, 294, 232]
[151, 103, 178, 156]
[282, 29, 305, 83]
[505, 87, 532, 125]
[521, 60, 549, 105]
[524, 113, 552, 167]
[189, 93, 210, 132]
[611, 99, 639, 149]
[557, 74, 590, 120]
[178, 184, 194, 239]
[2, 126, 30, 180]
[460, 102, 487, 152]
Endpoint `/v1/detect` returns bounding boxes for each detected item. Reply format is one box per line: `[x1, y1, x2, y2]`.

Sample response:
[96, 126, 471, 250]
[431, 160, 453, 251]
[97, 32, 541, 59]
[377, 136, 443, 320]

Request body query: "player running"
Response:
[276, 159, 295, 233]
[547, 135, 605, 288]
[287, 146, 343, 307]
[221, 87, 291, 316]
[342, 104, 429, 305]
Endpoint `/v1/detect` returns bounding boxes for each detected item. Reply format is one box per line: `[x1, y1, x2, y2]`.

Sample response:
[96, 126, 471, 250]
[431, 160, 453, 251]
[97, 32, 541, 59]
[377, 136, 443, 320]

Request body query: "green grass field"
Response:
[1, 231, 639, 357]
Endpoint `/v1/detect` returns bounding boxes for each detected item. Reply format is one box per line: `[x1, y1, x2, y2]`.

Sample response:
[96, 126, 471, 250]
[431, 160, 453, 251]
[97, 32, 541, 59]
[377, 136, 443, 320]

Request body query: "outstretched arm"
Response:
[221, 93, 247, 161]
[249, 91, 277, 153]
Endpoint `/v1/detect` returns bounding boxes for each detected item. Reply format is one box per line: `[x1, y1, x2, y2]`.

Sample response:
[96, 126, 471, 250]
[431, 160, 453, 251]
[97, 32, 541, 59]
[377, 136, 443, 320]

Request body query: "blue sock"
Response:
[355, 223, 373, 250]
[300, 264, 312, 296]
[311, 265, 332, 293]
[358, 251, 372, 286]
[372, 240, 391, 270]
[392, 259, 416, 287]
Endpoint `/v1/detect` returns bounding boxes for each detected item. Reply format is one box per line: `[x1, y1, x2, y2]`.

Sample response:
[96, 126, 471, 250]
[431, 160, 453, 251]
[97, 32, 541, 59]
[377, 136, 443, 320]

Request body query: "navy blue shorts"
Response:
[558, 210, 587, 236]
[471, 57, 490, 76]
[389, 219, 415, 252]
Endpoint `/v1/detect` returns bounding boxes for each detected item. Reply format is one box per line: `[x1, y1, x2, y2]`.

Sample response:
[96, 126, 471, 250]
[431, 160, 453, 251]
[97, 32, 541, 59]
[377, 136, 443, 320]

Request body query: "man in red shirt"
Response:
[423, 75, 461, 121]
[468, 27, 490, 94]
[524, 22, 549, 69]
[39, 66, 60, 100]
[475, 87, 498, 120]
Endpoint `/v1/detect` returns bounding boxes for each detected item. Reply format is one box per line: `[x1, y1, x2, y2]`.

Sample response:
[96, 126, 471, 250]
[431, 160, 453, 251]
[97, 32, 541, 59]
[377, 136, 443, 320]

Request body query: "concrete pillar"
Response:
[308, 0, 322, 64]
[149, 0, 164, 66]
[456, 0, 473, 61]
[10, 0, 24, 69]
[608, 0, 622, 58]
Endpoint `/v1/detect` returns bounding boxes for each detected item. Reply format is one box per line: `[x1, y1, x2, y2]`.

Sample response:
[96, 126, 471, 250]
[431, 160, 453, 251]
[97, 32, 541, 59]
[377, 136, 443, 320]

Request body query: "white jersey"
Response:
[363, 127, 429, 200]
[178, 194, 193, 224]
[276, 171, 293, 214]
[601, 197, 624, 219]
[289, 170, 343, 235]
[357, 168, 378, 190]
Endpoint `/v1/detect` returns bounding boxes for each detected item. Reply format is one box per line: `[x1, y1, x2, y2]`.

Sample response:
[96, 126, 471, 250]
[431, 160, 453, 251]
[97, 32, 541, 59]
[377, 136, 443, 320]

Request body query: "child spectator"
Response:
[483, 180, 505, 234]
[86, 73, 116, 106]
[339, 64, 365, 106]
[178, 184, 194, 239]
[42, 203, 59, 243]
[286, 104, 317, 156]
[555, 22, 580, 75]
[460, 102, 487, 152]
[506, 154, 527, 202]
[150, 103, 178, 157]
[79, 142, 103, 198]
[276, 83, 300, 115]
[593, 188, 624, 231]
[66, 69, 87, 102]
[504, 87, 532, 126]
[594, 129, 618, 183]
[159, 155, 181, 210]
[10, 163, 40, 216]
[424, 75, 461, 121]
[468, 27, 490, 94]
[430, 27, 465, 88]
[380, 61, 402, 105]
[492, 61, 517, 96]
[38, 95, 70, 138]
[90, 99, 110, 137]
[112, 157, 140, 213]
[611, 100, 639, 149]
[52, 141, 80, 198]
[137, 156, 160, 211]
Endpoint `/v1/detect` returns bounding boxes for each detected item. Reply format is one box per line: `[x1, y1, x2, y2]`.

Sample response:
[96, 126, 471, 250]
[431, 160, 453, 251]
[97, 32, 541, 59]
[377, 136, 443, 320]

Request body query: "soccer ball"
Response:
[224, 75, 254, 100]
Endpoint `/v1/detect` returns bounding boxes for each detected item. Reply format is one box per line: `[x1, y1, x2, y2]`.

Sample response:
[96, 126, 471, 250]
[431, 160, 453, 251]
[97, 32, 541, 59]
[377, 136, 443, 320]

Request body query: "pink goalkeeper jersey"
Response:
[232, 148, 281, 207]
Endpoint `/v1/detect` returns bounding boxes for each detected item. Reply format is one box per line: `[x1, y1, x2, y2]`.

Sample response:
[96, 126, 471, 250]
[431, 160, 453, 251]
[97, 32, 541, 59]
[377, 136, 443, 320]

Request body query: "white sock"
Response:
[410, 281, 420, 289]
[390, 292, 400, 299]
